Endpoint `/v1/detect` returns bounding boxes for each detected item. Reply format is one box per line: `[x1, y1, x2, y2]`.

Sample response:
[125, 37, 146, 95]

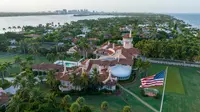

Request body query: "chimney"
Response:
[129, 30, 132, 38]
[62, 63, 67, 76]
[113, 43, 115, 49]
[118, 54, 120, 62]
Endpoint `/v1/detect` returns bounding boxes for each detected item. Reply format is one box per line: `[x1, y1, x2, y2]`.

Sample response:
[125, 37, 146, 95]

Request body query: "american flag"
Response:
[140, 70, 165, 88]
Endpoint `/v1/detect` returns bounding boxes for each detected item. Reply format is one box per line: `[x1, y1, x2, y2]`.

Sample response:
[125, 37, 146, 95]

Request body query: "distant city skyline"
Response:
[0, 0, 200, 13]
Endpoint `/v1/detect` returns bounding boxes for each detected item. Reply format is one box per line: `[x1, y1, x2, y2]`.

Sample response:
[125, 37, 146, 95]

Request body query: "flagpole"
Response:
[159, 66, 168, 112]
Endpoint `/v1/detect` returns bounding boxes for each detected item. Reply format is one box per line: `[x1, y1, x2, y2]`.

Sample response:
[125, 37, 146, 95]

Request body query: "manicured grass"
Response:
[0, 53, 50, 75]
[77, 94, 152, 112]
[147, 64, 185, 94]
[123, 64, 200, 112]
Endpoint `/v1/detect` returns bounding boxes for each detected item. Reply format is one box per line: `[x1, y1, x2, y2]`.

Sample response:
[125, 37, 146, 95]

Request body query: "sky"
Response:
[0, 0, 199, 13]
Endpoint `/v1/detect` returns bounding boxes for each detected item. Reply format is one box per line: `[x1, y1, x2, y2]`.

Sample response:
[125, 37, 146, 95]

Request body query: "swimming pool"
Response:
[54, 60, 79, 68]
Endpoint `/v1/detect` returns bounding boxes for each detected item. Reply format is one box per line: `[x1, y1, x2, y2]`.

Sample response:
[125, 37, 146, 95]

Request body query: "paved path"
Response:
[117, 84, 159, 112]
[147, 59, 200, 68]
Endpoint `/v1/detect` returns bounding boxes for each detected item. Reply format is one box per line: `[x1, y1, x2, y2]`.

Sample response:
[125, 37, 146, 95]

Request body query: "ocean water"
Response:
[0, 13, 199, 34]
[0, 14, 117, 33]
[169, 13, 200, 28]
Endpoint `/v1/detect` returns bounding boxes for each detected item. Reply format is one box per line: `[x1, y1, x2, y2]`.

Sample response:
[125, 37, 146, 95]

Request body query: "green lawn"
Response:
[147, 64, 185, 94]
[0, 52, 81, 75]
[0, 53, 50, 75]
[123, 64, 200, 112]
[72, 94, 152, 112]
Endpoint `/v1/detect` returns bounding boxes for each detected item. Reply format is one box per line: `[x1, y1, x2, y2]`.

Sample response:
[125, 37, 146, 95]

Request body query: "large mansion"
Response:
[32, 31, 140, 91]
[55, 31, 140, 91]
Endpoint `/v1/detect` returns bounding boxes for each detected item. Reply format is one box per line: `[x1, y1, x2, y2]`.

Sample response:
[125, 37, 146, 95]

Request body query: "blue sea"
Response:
[169, 13, 200, 29]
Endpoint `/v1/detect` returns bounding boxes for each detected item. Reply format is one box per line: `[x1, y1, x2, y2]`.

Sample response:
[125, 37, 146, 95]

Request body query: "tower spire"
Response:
[129, 30, 132, 38]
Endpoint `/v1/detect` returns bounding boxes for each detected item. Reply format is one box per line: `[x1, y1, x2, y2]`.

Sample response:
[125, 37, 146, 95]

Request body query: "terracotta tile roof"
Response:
[85, 59, 133, 72]
[104, 80, 117, 86]
[100, 42, 114, 49]
[101, 42, 109, 48]
[123, 34, 131, 39]
[24, 34, 40, 38]
[55, 67, 82, 81]
[0, 92, 9, 105]
[95, 49, 114, 55]
[99, 72, 109, 82]
[55, 72, 70, 81]
[121, 48, 141, 58]
[88, 38, 100, 41]
[81, 59, 89, 65]
[32, 64, 64, 72]
[114, 46, 123, 51]
[64, 36, 73, 39]
[72, 38, 80, 43]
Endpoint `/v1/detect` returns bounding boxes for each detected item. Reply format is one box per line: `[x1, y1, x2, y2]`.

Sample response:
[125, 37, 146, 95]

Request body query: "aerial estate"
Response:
[0, 13, 200, 112]
[32, 30, 140, 92]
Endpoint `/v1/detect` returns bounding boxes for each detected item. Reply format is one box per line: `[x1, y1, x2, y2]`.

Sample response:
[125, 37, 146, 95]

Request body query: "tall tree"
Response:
[76, 97, 85, 108]
[80, 72, 89, 90]
[69, 73, 81, 91]
[0, 64, 6, 85]
[46, 70, 58, 91]
[122, 106, 132, 112]
[6, 95, 26, 112]
[70, 102, 80, 112]
[4, 62, 12, 76]
[60, 95, 72, 111]
[100, 101, 109, 112]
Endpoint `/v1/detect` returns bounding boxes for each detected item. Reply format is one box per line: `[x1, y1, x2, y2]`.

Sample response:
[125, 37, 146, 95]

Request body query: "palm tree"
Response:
[30, 42, 40, 57]
[122, 106, 132, 112]
[45, 92, 58, 108]
[17, 26, 21, 31]
[60, 95, 72, 111]
[77, 39, 89, 58]
[46, 70, 58, 91]
[12, 26, 16, 32]
[54, 38, 59, 53]
[0, 64, 6, 85]
[58, 52, 65, 66]
[19, 40, 27, 54]
[26, 55, 34, 65]
[70, 102, 80, 112]
[81, 105, 92, 112]
[58, 22, 61, 27]
[91, 68, 101, 90]
[100, 101, 109, 112]
[69, 73, 81, 90]
[80, 72, 89, 91]
[46, 53, 55, 63]
[76, 97, 85, 108]
[8, 27, 11, 32]
[14, 56, 22, 65]
[4, 62, 12, 76]
[29, 87, 42, 102]
[142, 60, 151, 76]
[13, 76, 21, 87]
[135, 58, 143, 72]
[6, 95, 26, 112]
[14, 56, 22, 72]
[38, 75, 44, 84]
[2, 28, 6, 32]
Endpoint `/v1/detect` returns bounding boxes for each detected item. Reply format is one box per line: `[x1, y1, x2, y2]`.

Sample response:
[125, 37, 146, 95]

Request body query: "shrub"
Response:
[140, 89, 148, 97]
[154, 93, 161, 99]
[0, 80, 11, 89]
[80, 105, 92, 112]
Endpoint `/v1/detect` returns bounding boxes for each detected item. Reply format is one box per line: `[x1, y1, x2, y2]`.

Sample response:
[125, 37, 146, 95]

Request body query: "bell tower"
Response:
[123, 30, 133, 49]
